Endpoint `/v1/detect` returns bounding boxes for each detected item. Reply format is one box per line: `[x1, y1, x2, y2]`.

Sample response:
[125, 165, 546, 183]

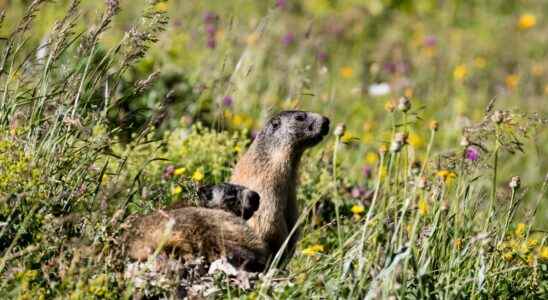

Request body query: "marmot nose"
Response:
[320, 117, 330, 136]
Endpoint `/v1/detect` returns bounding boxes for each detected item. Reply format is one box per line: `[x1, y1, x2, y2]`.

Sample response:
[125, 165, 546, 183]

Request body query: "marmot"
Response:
[127, 111, 330, 270]
[168, 183, 260, 220]
[127, 183, 264, 268]
[230, 111, 329, 258]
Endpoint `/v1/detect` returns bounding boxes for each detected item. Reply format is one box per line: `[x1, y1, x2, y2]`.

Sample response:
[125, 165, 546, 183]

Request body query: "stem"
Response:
[332, 135, 343, 250]
[485, 126, 500, 230]
[499, 188, 516, 244]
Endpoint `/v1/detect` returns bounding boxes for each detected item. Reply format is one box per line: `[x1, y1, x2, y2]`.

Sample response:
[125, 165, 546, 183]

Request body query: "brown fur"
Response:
[126, 207, 268, 269]
[126, 111, 329, 270]
[230, 145, 301, 255]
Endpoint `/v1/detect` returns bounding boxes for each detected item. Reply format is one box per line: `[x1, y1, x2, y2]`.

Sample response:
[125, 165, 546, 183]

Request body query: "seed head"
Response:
[411, 160, 422, 176]
[384, 100, 396, 113]
[378, 144, 388, 156]
[397, 96, 411, 112]
[491, 110, 504, 124]
[417, 176, 428, 189]
[429, 120, 439, 131]
[509, 176, 521, 190]
[460, 136, 470, 147]
[334, 123, 346, 137]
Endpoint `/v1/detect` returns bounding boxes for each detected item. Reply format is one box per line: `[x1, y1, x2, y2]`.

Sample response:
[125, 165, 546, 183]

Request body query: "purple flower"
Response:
[163, 165, 175, 180]
[282, 32, 295, 46]
[206, 37, 216, 49]
[383, 62, 397, 74]
[275, 0, 287, 9]
[205, 24, 216, 35]
[222, 95, 233, 107]
[423, 35, 438, 47]
[466, 146, 480, 161]
[362, 165, 372, 179]
[317, 50, 328, 63]
[351, 186, 365, 198]
[203, 11, 218, 24]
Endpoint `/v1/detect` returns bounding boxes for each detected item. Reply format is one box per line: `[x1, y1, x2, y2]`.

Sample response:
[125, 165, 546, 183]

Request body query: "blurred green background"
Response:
[2, 0, 546, 223]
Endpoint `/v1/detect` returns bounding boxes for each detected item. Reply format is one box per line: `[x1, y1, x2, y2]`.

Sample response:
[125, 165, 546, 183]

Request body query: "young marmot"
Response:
[127, 111, 330, 270]
[168, 183, 260, 220]
[127, 183, 264, 268]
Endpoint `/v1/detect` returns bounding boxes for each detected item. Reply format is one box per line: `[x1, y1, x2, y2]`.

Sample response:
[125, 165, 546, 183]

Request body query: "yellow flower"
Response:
[246, 32, 259, 45]
[527, 238, 538, 248]
[384, 100, 396, 112]
[232, 114, 244, 127]
[404, 88, 414, 98]
[502, 252, 513, 261]
[365, 152, 378, 165]
[505, 74, 520, 90]
[418, 198, 429, 216]
[453, 239, 463, 250]
[408, 133, 424, 148]
[436, 170, 457, 184]
[518, 14, 536, 30]
[174, 167, 186, 176]
[429, 120, 439, 131]
[527, 254, 536, 267]
[171, 185, 182, 195]
[515, 223, 526, 237]
[361, 132, 374, 144]
[362, 121, 375, 131]
[474, 57, 487, 69]
[302, 244, 325, 256]
[340, 67, 354, 78]
[453, 64, 468, 81]
[531, 64, 543, 77]
[154, 2, 169, 12]
[192, 169, 204, 182]
[341, 132, 354, 143]
[540, 246, 548, 259]
[518, 242, 529, 254]
[351, 204, 365, 214]
[234, 145, 242, 153]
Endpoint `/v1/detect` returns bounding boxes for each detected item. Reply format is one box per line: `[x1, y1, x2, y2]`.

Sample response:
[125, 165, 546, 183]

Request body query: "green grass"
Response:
[0, 0, 547, 298]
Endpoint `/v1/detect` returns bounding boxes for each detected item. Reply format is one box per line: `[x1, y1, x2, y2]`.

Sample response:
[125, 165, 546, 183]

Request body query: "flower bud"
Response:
[379, 144, 388, 156]
[397, 96, 411, 112]
[460, 136, 470, 147]
[509, 176, 521, 190]
[334, 123, 346, 137]
[390, 132, 408, 153]
[417, 176, 428, 189]
[384, 100, 396, 112]
[491, 110, 504, 124]
[429, 120, 439, 131]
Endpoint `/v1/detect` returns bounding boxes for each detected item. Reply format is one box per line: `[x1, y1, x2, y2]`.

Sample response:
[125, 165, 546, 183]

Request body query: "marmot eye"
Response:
[295, 114, 306, 122]
[271, 119, 280, 129]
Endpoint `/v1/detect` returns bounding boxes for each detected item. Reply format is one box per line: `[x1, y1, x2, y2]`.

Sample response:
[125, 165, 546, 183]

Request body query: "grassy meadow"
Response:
[0, 0, 547, 298]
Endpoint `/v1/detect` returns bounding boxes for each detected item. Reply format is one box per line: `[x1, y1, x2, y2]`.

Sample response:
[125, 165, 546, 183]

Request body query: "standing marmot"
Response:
[231, 111, 329, 258]
[127, 111, 330, 270]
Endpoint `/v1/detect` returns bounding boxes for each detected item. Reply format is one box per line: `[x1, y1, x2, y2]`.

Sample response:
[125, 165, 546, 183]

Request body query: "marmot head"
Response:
[198, 183, 260, 220]
[256, 111, 330, 153]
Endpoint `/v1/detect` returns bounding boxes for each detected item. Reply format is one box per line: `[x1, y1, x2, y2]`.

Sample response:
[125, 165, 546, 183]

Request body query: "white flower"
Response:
[368, 82, 391, 96]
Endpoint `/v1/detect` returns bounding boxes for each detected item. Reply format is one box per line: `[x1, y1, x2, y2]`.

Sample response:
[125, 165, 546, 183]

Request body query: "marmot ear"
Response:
[197, 185, 213, 201]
